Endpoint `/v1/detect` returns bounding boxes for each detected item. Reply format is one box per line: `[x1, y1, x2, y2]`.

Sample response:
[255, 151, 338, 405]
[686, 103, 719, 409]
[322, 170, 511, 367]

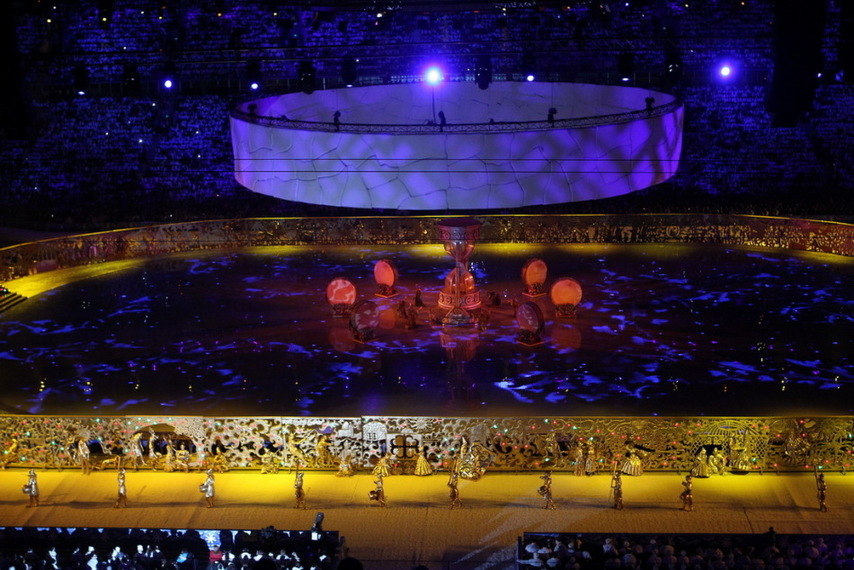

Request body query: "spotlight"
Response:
[341, 57, 358, 87]
[425, 66, 443, 85]
[475, 56, 492, 90]
[73, 64, 90, 95]
[719, 65, 732, 77]
[618, 52, 635, 82]
[526, 74, 535, 82]
[163, 79, 173, 89]
[245, 59, 262, 91]
[298, 61, 316, 94]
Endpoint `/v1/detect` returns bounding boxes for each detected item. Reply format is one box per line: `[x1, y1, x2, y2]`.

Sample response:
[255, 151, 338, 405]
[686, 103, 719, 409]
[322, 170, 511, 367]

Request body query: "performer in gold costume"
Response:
[115, 469, 128, 508]
[294, 471, 306, 510]
[2, 437, 19, 469]
[414, 447, 434, 476]
[538, 472, 556, 510]
[372, 452, 392, 478]
[369, 474, 387, 507]
[611, 470, 624, 510]
[336, 454, 355, 477]
[679, 475, 693, 511]
[815, 471, 828, 512]
[448, 472, 462, 509]
[314, 434, 334, 467]
[621, 443, 643, 477]
[691, 448, 711, 478]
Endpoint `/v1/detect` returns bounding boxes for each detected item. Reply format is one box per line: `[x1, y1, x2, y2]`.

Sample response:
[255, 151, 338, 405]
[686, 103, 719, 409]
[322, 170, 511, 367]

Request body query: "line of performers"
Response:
[18, 466, 832, 513]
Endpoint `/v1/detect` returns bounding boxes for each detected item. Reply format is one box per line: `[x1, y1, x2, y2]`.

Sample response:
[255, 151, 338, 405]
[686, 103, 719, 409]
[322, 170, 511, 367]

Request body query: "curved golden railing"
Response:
[2, 214, 853, 283]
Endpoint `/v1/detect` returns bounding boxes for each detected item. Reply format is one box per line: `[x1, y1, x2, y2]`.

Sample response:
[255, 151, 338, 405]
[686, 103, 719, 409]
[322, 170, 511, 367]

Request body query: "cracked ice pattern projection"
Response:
[230, 83, 682, 210]
[0, 243, 851, 418]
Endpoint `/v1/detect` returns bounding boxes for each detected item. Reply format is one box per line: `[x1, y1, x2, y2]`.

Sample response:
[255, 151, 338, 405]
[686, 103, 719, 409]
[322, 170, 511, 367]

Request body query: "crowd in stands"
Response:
[1, 0, 852, 232]
[517, 532, 854, 569]
[0, 526, 339, 569]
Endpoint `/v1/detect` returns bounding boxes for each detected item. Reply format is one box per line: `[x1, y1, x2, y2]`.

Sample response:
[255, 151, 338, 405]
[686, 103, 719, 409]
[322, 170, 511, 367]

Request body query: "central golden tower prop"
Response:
[436, 218, 482, 326]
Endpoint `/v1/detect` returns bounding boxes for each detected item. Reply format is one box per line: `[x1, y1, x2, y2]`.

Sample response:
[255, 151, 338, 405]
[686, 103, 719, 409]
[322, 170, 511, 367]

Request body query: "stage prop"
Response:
[3, 415, 849, 475]
[516, 301, 546, 346]
[230, 82, 684, 210]
[522, 258, 548, 297]
[550, 277, 583, 319]
[326, 278, 357, 317]
[436, 218, 482, 327]
[349, 299, 379, 343]
[373, 259, 398, 298]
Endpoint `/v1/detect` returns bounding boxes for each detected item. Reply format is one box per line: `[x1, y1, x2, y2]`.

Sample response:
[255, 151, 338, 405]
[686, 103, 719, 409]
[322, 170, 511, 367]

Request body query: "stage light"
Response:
[250, 82, 259, 90]
[425, 66, 443, 85]
[618, 52, 635, 82]
[526, 74, 535, 82]
[298, 61, 316, 94]
[163, 79, 173, 89]
[475, 56, 492, 90]
[719, 65, 732, 77]
[341, 57, 358, 87]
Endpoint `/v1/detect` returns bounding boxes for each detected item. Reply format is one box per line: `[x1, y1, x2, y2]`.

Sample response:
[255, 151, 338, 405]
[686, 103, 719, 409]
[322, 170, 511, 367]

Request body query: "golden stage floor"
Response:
[1, 469, 852, 569]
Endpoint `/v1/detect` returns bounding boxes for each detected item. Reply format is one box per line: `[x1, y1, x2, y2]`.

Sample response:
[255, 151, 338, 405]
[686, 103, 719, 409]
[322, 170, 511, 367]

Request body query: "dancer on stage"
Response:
[815, 471, 828, 512]
[77, 437, 92, 475]
[538, 472, 556, 510]
[611, 470, 624, 510]
[314, 434, 334, 468]
[414, 447, 434, 476]
[23, 469, 39, 507]
[199, 469, 216, 508]
[372, 452, 392, 478]
[621, 443, 643, 477]
[294, 471, 306, 509]
[369, 474, 387, 507]
[448, 472, 462, 510]
[336, 454, 355, 477]
[2, 437, 19, 469]
[679, 475, 693, 511]
[127, 432, 145, 471]
[115, 469, 128, 508]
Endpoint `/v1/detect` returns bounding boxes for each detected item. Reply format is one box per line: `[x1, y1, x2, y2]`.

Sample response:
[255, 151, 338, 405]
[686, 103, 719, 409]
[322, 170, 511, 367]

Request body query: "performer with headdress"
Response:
[610, 470, 624, 510]
[127, 432, 145, 471]
[23, 469, 39, 507]
[115, 469, 128, 508]
[538, 472, 556, 510]
[448, 471, 462, 510]
[175, 442, 191, 473]
[414, 447, 434, 476]
[336, 454, 355, 477]
[2, 437, 19, 469]
[583, 442, 599, 476]
[621, 443, 643, 477]
[815, 469, 828, 512]
[314, 434, 333, 468]
[286, 432, 308, 468]
[199, 469, 216, 508]
[294, 471, 306, 510]
[372, 452, 392, 478]
[77, 437, 92, 475]
[679, 475, 693, 511]
[691, 448, 711, 478]
[368, 474, 386, 507]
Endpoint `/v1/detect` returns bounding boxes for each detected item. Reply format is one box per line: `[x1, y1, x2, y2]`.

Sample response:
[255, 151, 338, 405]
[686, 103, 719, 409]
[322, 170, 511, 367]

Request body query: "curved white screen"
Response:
[230, 82, 683, 210]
